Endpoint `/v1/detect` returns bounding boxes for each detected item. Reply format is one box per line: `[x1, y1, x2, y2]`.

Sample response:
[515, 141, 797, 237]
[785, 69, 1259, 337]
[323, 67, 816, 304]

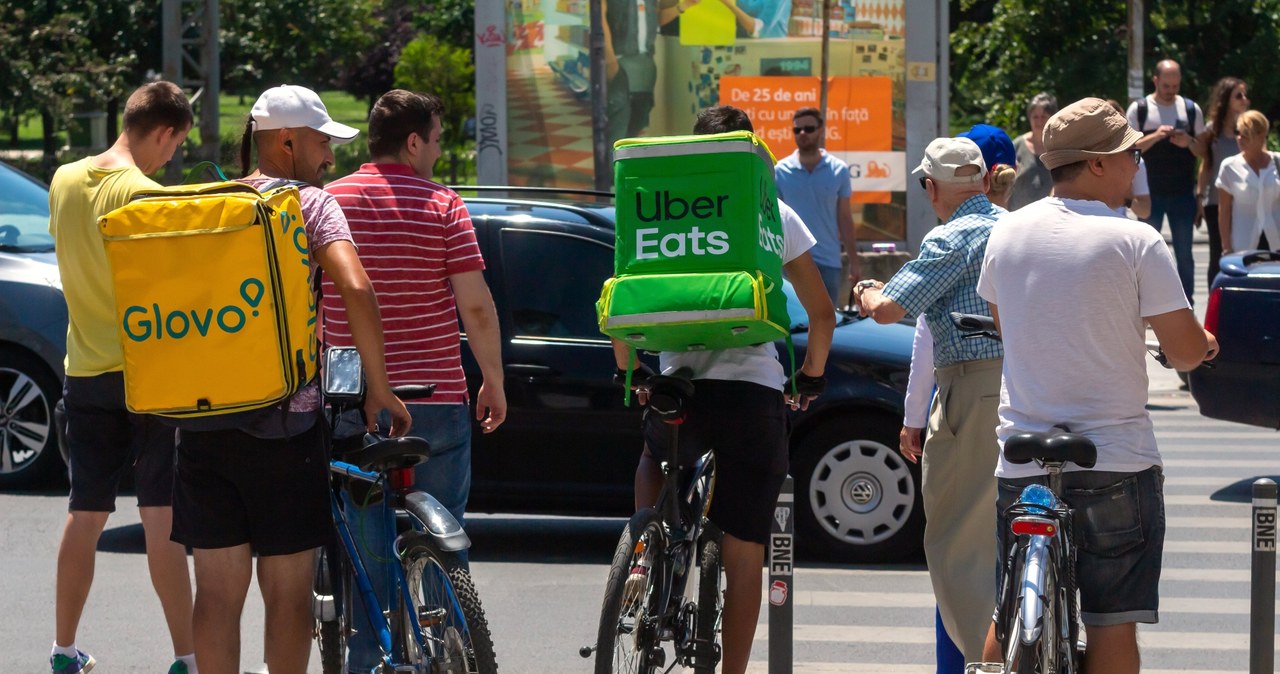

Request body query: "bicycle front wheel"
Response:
[399, 537, 499, 673]
[595, 508, 665, 674]
[314, 543, 350, 674]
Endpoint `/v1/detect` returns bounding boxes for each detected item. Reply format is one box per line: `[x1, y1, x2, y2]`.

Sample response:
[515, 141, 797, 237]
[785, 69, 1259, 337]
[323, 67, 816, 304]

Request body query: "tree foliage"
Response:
[952, 0, 1280, 134]
[220, 0, 379, 97]
[394, 33, 475, 178]
[338, 1, 420, 110]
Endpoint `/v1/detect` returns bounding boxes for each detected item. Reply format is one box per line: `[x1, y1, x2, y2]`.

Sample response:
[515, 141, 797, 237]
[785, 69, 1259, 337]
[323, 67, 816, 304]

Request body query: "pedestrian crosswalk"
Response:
[739, 401, 1280, 673]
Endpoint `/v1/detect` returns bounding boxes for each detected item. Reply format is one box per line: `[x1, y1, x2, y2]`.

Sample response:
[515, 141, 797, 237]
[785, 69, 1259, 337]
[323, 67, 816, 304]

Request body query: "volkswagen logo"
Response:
[849, 478, 877, 505]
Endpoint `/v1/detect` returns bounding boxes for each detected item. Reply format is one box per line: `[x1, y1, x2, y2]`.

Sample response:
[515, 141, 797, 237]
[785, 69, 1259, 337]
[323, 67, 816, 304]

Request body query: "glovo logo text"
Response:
[123, 278, 266, 342]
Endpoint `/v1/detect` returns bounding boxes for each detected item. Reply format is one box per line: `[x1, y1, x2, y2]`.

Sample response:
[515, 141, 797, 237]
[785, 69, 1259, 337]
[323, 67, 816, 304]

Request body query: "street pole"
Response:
[818, 0, 831, 148]
[1127, 0, 1144, 103]
[589, 0, 611, 191]
[768, 475, 794, 674]
[1251, 478, 1276, 674]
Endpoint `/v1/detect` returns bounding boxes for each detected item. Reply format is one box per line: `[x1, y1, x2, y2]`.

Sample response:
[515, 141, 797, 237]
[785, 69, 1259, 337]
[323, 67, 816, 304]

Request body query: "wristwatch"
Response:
[854, 279, 880, 295]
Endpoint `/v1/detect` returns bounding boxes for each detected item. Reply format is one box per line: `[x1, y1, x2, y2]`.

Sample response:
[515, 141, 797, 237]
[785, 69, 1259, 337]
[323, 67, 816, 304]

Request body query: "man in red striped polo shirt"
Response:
[322, 88, 506, 674]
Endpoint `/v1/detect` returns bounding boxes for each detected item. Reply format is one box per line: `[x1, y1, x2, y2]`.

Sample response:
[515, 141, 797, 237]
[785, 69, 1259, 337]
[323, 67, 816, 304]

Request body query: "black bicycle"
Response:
[314, 347, 498, 674]
[581, 368, 724, 674]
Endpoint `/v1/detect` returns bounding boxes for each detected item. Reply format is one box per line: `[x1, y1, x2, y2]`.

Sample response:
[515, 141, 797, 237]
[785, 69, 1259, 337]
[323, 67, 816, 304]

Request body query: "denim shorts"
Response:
[996, 466, 1165, 626]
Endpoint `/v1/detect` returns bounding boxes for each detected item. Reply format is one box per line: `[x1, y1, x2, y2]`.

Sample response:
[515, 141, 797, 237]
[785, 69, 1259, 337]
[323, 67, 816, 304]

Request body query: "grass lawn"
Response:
[5, 91, 371, 150]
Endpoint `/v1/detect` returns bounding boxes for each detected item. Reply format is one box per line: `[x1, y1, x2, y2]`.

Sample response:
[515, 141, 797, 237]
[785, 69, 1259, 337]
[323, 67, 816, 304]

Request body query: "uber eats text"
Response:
[632, 190, 784, 260]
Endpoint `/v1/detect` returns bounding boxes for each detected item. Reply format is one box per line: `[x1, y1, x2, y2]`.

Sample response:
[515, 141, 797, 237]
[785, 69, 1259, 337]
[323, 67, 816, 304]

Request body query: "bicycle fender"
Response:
[1019, 535, 1050, 646]
[403, 491, 471, 552]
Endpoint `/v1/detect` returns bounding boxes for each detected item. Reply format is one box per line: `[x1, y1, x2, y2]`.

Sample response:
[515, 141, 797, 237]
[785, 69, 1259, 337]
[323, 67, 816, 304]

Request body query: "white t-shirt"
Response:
[660, 200, 817, 390]
[1215, 153, 1280, 252]
[976, 197, 1190, 477]
[1133, 157, 1150, 197]
[1125, 95, 1206, 136]
[903, 315, 935, 428]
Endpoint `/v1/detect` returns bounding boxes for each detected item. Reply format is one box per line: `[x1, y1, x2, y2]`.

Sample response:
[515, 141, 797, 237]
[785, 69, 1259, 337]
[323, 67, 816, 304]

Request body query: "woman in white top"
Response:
[1216, 110, 1280, 253]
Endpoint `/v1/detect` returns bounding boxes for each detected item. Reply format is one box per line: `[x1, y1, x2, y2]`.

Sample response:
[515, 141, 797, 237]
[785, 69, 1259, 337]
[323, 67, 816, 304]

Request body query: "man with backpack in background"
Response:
[613, 105, 834, 674]
[1126, 59, 1206, 303]
[167, 84, 411, 674]
[47, 80, 196, 674]
[322, 88, 506, 674]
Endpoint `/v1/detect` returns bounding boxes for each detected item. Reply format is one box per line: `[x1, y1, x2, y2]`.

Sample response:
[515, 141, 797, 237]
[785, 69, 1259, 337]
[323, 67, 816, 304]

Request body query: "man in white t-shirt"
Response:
[977, 97, 1217, 673]
[612, 105, 834, 674]
[1126, 59, 1206, 303]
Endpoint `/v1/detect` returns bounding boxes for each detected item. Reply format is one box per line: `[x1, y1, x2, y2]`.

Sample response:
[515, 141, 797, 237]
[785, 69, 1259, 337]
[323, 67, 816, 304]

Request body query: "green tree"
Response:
[394, 33, 476, 183]
[220, 0, 379, 98]
[951, 1, 1280, 134]
[412, 0, 475, 53]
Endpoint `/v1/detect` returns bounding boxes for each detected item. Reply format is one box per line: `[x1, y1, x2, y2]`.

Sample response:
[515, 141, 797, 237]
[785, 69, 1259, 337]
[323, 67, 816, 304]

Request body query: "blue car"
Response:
[0, 161, 67, 487]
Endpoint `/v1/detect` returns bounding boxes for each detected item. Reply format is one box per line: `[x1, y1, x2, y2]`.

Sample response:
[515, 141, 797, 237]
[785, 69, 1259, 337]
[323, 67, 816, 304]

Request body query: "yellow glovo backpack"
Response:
[98, 179, 318, 419]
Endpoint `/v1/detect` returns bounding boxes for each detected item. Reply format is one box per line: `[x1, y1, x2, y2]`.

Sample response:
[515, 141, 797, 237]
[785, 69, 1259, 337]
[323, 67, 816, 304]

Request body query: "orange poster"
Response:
[720, 76, 894, 203]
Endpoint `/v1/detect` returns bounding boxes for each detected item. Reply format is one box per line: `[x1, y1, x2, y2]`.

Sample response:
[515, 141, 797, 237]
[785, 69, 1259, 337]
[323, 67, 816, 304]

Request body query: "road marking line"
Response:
[1164, 459, 1279, 469]
[1167, 516, 1250, 529]
[787, 591, 1277, 614]
[749, 626, 1262, 650]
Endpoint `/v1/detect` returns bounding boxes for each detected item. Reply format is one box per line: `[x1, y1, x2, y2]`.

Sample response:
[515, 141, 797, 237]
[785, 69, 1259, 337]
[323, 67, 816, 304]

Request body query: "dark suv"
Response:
[457, 188, 921, 562]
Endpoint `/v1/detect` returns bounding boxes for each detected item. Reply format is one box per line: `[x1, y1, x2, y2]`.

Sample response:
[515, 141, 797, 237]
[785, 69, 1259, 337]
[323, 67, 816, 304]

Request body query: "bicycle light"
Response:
[390, 466, 416, 492]
[1010, 515, 1057, 537]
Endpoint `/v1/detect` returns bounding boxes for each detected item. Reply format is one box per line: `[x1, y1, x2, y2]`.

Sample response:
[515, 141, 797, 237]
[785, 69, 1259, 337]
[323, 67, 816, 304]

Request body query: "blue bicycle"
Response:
[313, 347, 498, 674]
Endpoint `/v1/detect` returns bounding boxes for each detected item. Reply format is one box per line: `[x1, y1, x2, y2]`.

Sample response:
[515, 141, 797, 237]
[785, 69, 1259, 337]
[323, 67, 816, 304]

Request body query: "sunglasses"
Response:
[793, 125, 820, 135]
[918, 176, 929, 191]
[1234, 91, 1249, 100]
[1130, 148, 1141, 165]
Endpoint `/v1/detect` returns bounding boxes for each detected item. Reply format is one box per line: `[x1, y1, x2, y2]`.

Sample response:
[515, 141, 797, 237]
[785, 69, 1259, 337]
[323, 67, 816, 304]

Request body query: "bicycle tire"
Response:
[399, 536, 499, 674]
[594, 508, 665, 674]
[692, 528, 723, 674]
[314, 544, 350, 674]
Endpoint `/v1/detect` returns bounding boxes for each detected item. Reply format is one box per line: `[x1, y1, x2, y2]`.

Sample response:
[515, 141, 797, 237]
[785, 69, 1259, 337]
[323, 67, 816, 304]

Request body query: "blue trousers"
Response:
[937, 606, 965, 673]
[339, 403, 473, 673]
[1146, 192, 1197, 303]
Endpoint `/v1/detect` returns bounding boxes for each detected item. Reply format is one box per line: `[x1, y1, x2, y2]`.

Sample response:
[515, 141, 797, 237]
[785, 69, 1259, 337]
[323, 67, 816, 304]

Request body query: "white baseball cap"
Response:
[249, 85, 359, 144]
[912, 137, 986, 184]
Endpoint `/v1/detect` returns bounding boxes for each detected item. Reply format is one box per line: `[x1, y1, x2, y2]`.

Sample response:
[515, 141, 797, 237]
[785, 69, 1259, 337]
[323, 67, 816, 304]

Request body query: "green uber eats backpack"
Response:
[596, 131, 794, 397]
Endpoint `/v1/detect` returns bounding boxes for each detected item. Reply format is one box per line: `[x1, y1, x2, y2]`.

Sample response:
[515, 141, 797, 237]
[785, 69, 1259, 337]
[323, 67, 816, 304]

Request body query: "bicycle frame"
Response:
[651, 447, 716, 623]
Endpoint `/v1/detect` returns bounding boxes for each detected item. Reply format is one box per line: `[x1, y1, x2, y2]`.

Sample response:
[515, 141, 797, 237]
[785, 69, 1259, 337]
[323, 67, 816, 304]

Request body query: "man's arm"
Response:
[785, 251, 835, 410]
[1134, 126, 1170, 152]
[837, 196, 860, 285]
[857, 282, 907, 324]
[451, 270, 506, 434]
[313, 240, 411, 436]
[1147, 308, 1216, 371]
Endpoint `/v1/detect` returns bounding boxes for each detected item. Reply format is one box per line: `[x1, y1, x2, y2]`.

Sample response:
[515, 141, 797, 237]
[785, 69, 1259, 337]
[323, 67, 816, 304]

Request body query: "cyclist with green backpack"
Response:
[612, 105, 834, 674]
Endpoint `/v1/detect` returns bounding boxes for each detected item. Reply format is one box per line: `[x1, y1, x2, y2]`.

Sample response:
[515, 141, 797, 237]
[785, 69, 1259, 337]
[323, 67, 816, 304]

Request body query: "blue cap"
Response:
[959, 124, 1017, 171]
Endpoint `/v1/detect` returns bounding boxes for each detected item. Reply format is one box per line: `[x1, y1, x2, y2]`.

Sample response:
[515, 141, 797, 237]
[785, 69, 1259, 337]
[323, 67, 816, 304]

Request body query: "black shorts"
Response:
[171, 421, 332, 556]
[642, 379, 788, 545]
[63, 372, 176, 512]
[996, 466, 1165, 625]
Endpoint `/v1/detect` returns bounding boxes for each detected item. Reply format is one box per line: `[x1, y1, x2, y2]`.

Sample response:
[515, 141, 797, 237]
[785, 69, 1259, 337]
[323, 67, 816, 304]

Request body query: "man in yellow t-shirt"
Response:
[47, 81, 196, 674]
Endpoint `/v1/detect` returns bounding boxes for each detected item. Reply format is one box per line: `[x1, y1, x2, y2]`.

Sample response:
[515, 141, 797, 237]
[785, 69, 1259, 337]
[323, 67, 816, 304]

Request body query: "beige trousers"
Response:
[922, 357, 1002, 662]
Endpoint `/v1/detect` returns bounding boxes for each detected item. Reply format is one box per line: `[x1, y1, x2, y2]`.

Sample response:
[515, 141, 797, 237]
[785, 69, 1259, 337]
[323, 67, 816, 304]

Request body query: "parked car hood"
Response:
[0, 250, 61, 289]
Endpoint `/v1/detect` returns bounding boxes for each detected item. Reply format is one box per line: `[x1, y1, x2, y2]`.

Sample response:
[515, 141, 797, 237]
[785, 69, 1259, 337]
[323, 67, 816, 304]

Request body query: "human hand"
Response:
[784, 370, 826, 411]
[1169, 128, 1191, 148]
[365, 386, 412, 438]
[898, 426, 923, 463]
[853, 279, 883, 316]
[1155, 124, 1175, 139]
[1204, 330, 1220, 362]
[615, 362, 654, 406]
[475, 381, 507, 434]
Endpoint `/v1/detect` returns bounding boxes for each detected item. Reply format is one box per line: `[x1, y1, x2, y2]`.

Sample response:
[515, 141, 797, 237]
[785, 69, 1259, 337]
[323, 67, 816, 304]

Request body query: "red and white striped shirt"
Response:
[323, 163, 485, 404]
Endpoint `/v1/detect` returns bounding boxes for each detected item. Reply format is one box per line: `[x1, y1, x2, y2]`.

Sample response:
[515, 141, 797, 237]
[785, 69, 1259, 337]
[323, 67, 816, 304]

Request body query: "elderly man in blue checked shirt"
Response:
[856, 136, 1005, 665]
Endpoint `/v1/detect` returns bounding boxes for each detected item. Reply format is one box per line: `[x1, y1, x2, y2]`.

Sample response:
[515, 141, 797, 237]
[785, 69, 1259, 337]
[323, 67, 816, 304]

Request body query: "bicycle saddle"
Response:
[1004, 431, 1097, 468]
[340, 436, 432, 473]
[647, 367, 695, 421]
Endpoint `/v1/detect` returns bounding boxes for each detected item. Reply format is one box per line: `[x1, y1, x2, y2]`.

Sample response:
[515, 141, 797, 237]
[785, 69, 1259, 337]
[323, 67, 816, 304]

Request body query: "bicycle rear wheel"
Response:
[692, 527, 723, 674]
[1013, 556, 1063, 674]
[314, 543, 350, 674]
[399, 537, 499, 673]
[595, 508, 665, 674]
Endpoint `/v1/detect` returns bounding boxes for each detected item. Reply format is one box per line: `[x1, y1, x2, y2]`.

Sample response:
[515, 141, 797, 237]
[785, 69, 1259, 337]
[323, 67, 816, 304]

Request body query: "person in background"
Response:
[1216, 109, 1280, 254]
[776, 106, 860, 305]
[1008, 92, 1058, 210]
[1105, 98, 1152, 219]
[1199, 77, 1249, 285]
[1127, 59, 1207, 304]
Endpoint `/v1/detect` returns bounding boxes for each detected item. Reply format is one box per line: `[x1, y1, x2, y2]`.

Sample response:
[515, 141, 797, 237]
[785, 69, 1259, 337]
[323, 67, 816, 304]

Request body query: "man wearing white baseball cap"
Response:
[857, 135, 1006, 665]
[170, 84, 411, 674]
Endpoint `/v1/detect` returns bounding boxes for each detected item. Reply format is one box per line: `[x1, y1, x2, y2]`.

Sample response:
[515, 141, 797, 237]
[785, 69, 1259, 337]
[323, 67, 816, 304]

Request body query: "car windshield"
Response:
[0, 162, 53, 252]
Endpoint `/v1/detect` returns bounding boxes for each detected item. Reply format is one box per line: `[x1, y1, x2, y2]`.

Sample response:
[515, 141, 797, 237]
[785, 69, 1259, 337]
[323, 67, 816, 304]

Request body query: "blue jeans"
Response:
[816, 263, 844, 307]
[1146, 192, 1197, 303]
[339, 403, 473, 672]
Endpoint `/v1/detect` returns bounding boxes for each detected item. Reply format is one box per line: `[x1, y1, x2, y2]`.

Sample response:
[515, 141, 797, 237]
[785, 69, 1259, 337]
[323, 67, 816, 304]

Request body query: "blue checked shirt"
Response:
[881, 194, 1005, 368]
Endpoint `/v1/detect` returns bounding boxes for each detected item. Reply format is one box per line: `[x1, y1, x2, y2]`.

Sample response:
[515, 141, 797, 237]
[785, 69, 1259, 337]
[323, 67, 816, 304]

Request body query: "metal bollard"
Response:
[769, 475, 794, 674]
[1251, 478, 1277, 674]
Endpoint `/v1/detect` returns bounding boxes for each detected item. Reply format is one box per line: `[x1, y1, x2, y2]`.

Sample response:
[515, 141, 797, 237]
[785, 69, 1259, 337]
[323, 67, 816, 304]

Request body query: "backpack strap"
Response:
[1136, 98, 1148, 131]
[1185, 96, 1197, 131]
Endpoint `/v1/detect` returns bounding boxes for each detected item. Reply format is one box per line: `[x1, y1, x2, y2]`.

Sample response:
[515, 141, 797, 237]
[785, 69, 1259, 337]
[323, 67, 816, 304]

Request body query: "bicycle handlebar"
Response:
[391, 384, 437, 402]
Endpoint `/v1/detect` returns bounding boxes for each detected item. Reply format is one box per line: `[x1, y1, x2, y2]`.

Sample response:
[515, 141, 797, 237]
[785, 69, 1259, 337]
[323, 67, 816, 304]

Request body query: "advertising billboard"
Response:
[498, 0, 908, 240]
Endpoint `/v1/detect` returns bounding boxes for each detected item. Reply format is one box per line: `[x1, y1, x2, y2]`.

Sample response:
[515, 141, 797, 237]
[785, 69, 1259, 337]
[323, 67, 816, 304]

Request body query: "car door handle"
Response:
[506, 364, 558, 378]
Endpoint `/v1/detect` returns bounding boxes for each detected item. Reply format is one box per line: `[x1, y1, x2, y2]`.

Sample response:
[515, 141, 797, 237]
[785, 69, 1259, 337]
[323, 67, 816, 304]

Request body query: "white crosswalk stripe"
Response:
[751, 402, 1280, 672]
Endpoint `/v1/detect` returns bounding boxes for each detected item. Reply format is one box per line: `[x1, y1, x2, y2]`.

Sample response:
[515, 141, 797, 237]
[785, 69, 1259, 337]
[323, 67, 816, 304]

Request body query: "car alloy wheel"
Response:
[0, 350, 63, 486]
